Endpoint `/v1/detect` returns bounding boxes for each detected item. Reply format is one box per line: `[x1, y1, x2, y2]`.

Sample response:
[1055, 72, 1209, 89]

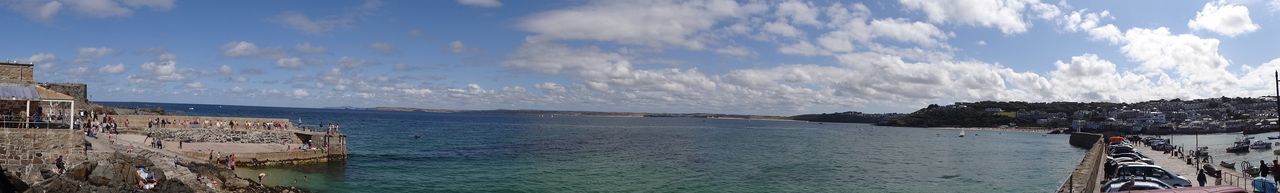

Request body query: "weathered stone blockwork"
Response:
[0, 62, 34, 84]
[0, 129, 86, 183]
[38, 83, 88, 103]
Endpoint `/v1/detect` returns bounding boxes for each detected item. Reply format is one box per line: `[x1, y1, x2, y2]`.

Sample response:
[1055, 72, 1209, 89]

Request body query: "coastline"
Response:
[932, 127, 1061, 133]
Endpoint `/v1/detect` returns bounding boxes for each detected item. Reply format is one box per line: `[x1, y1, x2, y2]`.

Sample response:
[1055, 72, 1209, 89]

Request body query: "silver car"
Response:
[1114, 164, 1192, 187]
[1102, 177, 1173, 192]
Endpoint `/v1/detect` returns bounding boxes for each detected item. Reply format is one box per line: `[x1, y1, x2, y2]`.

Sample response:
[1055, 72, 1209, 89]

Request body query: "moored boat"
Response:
[1220, 161, 1236, 169]
[1252, 140, 1273, 149]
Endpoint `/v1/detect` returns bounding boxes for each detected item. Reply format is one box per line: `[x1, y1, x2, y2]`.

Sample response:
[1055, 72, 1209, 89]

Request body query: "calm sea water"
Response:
[100, 102, 1085, 193]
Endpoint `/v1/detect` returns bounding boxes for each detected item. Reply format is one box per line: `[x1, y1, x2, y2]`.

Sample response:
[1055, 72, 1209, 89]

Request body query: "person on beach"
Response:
[1197, 168, 1207, 187]
[54, 156, 65, 175]
[1264, 160, 1272, 178]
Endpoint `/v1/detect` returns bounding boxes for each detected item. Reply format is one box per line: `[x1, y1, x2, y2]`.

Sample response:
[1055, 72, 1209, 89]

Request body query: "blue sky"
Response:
[4, 0, 1280, 115]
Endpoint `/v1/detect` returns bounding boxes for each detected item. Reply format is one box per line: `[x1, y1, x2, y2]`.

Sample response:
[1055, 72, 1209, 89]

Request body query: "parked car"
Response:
[1110, 156, 1154, 165]
[1101, 177, 1172, 192]
[1115, 165, 1192, 187]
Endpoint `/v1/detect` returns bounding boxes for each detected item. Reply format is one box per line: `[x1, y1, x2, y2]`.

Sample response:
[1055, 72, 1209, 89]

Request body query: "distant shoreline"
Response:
[931, 127, 1061, 133]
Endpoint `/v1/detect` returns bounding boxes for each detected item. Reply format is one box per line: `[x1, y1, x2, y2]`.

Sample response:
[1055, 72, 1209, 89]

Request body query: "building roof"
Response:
[0, 83, 75, 101]
[0, 62, 34, 67]
[0, 83, 37, 100]
[35, 86, 74, 100]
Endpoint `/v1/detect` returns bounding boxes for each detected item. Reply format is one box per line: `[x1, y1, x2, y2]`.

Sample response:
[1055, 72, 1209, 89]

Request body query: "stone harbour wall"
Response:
[142, 128, 300, 144]
[0, 129, 87, 183]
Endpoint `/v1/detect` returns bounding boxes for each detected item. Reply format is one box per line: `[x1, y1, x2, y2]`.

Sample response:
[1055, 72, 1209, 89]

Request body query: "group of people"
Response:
[147, 117, 293, 131]
[209, 151, 237, 171]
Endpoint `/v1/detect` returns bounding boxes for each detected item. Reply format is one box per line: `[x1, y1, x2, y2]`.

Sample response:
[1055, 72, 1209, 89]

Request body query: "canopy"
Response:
[0, 83, 37, 100]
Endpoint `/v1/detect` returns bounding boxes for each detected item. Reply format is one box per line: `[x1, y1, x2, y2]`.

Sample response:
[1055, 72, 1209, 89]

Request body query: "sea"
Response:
[99, 102, 1085, 193]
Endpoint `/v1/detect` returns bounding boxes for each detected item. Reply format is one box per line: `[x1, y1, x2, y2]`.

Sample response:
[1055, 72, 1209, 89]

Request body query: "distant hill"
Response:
[789, 111, 903, 124]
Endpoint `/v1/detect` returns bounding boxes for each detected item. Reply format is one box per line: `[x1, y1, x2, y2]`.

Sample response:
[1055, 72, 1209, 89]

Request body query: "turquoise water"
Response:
[103, 102, 1085, 192]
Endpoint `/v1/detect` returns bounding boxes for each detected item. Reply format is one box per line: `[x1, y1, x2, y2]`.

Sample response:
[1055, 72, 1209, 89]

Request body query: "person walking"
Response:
[1198, 168, 1207, 187]
[1264, 160, 1272, 178]
[1272, 160, 1280, 182]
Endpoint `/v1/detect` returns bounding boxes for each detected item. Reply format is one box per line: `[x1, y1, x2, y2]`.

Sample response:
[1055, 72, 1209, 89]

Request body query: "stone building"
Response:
[0, 62, 78, 129]
[0, 62, 34, 84]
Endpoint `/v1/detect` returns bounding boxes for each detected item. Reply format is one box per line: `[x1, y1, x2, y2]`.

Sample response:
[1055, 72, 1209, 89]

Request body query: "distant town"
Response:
[793, 97, 1280, 135]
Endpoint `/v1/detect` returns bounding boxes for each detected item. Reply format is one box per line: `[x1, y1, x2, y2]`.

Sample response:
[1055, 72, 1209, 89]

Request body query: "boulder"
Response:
[87, 160, 118, 186]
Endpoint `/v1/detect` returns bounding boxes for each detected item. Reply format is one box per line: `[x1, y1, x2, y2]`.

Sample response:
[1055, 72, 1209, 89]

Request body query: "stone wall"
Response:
[140, 128, 300, 144]
[113, 115, 295, 131]
[0, 63, 33, 84]
[0, 129, 86, 183]
[38, 83, 88, 103]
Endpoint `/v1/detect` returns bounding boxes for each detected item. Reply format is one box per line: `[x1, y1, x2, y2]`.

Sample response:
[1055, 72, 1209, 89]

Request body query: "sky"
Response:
[3, 0, 1280, 115]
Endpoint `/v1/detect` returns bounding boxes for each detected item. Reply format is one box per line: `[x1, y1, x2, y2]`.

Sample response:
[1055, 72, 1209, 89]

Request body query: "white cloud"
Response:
[74, 47, 115, 64]
[295, 42, 327, 53]
[457, 0, 501, 8]
[25, 53, 56, 70]
[449, 40, 467, 53]
[713, 45, 754, 57]
[270, 0, 382, 35]
[535, 82, 566, 92]
[290, 89, 310, 98]
[519, 0, 765, 49]
[898, 0, 1059, 34]
[368, 41, 398, 54]
[184, 81, 204, 89]
[392, 63, 420, 71]
[217, 64, 232, 75]
[221, 41, 260, 57]
[336, 56, 380, 69]
[138, 53, 184, 81]
[1119, 27, 1238, 95]
[763, 20, 803, 37]
[976, 40, 987, 46]
[1188, 0, 1259, 37]
[98, 63, 125, 74]
[775, 0, 821, 26]
[66, 67, 89, 76]
[276, 57, 304, 69]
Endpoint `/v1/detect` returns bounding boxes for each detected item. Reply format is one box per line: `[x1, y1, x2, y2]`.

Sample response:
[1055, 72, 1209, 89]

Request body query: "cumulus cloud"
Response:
[336, 56, 380, 69]
[294, 42, 327, 53]
[61, 0, 173, 18]
[519, 0, 765, 50]
[898, 0, 1059, 34]
[137, 52, 185, 81]
[221, 41, 260, 57]
[270, 0, 382, 35]
[1188, 0, 1259, 37]
[98, 63, 125, 74]
[290, 89, 310, 98]
[25, 53, 56, 70]
[456, 0, 500, 8]
[448, 40, 467, 53]
[74, 47, 115, 64]
[4, 0, 62, 22]
[276, 57, 304, 69]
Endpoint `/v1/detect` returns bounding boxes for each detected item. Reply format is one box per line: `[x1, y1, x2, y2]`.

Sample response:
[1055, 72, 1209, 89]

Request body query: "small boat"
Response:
[1270, 135, 1280, 140]
[1252, 140, 1273, 149]
[1192, 147, 1209, 157]
[1221, 161, 1236, 169]
[1228, 137, 1252, 153]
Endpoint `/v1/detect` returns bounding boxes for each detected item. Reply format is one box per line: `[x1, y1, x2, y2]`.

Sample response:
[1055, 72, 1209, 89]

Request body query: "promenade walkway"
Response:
[1132, 144, 1253, 190]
